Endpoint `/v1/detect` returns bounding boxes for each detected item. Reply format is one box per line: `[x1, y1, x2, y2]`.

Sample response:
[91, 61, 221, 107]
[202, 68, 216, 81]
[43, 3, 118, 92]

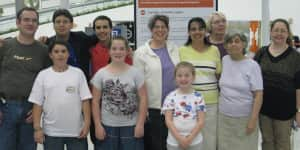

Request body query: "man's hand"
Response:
[0, 110, 3, 125]
[25, 110, 33, 123]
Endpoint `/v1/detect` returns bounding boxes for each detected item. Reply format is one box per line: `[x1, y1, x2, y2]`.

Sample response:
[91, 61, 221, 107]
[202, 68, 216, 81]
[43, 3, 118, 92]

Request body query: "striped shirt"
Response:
[179, 45, 221, 104]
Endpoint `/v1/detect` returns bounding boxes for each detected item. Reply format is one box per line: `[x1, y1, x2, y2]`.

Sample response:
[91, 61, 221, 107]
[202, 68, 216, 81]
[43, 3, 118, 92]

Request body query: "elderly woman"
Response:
[254, 18, 300, 150]
[179, 17, 221, 150]
[207, 12, 227, 58]
[218, 31, 263, 150]
[134, 15, 180, 150]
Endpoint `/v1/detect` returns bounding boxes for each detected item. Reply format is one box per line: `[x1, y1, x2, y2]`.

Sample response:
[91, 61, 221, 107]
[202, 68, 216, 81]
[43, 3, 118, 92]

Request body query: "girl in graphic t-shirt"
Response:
[91, 36, 147, 150]
[162, 61, 206, 150]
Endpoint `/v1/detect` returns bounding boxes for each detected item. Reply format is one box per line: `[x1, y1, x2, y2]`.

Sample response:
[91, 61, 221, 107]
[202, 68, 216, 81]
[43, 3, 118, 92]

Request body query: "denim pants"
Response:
[95, 125, 144, 150]
[0, 100, 36, 150]
[44, 135, 88, 150]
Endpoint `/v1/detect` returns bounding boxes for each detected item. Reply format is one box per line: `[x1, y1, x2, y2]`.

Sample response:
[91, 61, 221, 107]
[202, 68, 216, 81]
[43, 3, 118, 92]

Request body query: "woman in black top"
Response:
[254, 18, 300, 150]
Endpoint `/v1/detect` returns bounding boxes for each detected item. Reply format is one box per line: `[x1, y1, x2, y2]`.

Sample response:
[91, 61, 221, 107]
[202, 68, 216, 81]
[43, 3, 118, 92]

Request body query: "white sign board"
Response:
[135, 0, 217, 47]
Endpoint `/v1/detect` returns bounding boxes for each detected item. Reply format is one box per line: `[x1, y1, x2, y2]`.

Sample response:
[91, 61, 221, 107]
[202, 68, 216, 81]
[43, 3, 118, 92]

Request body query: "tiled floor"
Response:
[37, 130, 300, 150]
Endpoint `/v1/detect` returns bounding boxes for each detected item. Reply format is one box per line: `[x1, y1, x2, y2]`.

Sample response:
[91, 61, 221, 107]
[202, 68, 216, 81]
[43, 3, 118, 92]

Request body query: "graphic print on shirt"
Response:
[102, 79, 137, 118]
[164, 92, 205, 120]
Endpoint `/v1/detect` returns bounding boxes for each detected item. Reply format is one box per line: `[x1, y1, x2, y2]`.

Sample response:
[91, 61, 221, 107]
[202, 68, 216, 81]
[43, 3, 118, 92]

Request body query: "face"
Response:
[50, 44, 69, 66]
[109, 40, 128, 63]
[54, 16, 73, 37]
[189, 21, 206, 43]
[16, 10, 38, 37]
[94, 19, 112, 43]
[211, 15, 226, 35]
[151, 20, 169, 42]
[175, 67, 195, 90]
[226, 36, 245, 56]
[270, 22, 289, 45]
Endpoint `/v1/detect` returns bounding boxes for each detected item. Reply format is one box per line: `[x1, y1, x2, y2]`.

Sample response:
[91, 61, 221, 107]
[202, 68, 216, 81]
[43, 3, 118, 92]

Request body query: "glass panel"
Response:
[40, 0, 60, 9]
[0, 0, 16, 17]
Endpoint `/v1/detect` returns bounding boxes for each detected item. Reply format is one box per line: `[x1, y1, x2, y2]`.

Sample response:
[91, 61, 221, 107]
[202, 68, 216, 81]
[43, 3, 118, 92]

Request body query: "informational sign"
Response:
[135, 0, 217, 47]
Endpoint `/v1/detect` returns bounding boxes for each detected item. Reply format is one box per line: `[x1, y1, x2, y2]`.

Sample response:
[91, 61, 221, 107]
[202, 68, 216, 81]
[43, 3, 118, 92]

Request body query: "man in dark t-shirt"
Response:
[0, 7, 49, 150]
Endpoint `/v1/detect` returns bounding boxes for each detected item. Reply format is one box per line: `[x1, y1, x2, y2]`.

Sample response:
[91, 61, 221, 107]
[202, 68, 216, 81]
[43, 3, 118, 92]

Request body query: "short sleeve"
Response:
[194, 92, 206, 112]
[79, 70, 92, 101]
[0, 40, 8, 64]
[161, 93, 176, 114]
[134, 67, 145, 89]
[90, 69, 104, 91]
[249, 61, 263, 91]
[28, 72, 45, 106]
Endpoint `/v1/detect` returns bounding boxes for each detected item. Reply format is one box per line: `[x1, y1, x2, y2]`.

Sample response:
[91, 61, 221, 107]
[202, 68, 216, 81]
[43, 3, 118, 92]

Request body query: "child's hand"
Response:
[34, 128, 44, 144]
[95, 124, 106, 140]
[134, 123, 144, 138]
[177, 135, 188, 149]
[78, 124, 90, 139]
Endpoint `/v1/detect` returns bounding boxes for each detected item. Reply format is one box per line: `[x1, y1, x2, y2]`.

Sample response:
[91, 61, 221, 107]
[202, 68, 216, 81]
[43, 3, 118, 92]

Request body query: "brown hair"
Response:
[148, 15, 169, 30]
[109, 35, 129, 50]
[271, 18, 293, 47]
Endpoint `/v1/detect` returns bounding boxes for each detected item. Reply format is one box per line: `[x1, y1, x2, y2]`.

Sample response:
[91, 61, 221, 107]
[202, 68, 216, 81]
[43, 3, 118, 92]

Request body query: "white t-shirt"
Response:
[29, 66, 92, 137]
[162, 90, 206, 146]
[219, 55, 263, 117]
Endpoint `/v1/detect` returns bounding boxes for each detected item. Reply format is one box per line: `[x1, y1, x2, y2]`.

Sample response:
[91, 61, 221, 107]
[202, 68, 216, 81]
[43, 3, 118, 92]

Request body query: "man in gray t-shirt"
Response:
[0, 7, 49, 150]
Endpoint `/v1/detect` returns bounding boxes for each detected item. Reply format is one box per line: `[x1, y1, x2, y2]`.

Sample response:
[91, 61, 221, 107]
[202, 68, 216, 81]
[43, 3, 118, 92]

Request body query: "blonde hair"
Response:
[207, 11, 227, 33]
[174, 61, 196, 77]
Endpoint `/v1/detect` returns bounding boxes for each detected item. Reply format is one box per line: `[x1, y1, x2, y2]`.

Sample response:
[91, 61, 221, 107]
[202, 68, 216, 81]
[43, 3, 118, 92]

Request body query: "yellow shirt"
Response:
[179, 45, 221, 104]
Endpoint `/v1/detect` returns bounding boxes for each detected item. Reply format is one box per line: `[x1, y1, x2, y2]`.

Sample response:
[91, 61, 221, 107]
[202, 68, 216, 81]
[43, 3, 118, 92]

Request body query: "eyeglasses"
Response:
[212, 19, 226, 25]
[21, 17, 38, 23]
[272, 29, 288, 34]
[153, 25, 168, 30]
[55, 20, 71, 25]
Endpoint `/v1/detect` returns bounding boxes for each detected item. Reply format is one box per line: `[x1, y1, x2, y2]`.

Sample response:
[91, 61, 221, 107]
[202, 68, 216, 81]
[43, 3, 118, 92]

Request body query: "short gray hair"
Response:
[224, 31, 248, 54]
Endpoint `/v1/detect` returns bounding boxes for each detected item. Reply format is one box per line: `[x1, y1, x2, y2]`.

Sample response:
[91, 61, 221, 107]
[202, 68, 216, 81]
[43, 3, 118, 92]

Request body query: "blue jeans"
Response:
[0, 100, 36, 150]
[44, 135, 88, 150]
[95, 125, 144, 150]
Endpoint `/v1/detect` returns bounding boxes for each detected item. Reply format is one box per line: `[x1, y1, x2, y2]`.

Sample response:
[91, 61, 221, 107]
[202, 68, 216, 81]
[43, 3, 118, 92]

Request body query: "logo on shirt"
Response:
[13, 55, 32, 61]
[66, 86, 76, 93]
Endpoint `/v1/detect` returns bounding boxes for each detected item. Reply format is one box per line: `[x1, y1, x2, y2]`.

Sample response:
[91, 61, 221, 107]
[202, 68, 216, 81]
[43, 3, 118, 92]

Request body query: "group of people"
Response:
[0, 6, 299, 150]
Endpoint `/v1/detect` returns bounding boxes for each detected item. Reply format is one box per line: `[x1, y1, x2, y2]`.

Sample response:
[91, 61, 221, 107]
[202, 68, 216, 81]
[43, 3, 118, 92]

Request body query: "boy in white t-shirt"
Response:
[162, 61, 206, 150]
[29, 40, 92, 150]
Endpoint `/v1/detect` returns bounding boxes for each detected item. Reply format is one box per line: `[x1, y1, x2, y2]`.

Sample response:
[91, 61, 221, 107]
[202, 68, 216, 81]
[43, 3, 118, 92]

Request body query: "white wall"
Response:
[1, 1, 300, 38]
[219, 0, 300, 36]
